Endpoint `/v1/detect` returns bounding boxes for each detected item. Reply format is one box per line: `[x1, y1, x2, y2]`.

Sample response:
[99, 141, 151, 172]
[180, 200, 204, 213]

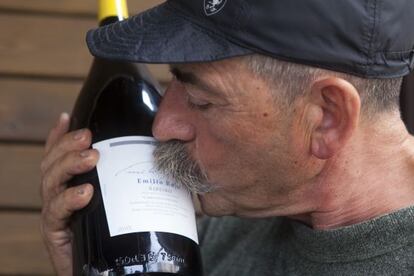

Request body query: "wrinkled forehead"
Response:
[168, 57, 275, 102]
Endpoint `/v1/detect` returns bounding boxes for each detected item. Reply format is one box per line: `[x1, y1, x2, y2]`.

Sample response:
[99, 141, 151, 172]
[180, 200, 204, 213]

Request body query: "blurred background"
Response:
[0, 0, 167, 274]
[0, 0, 413, 275]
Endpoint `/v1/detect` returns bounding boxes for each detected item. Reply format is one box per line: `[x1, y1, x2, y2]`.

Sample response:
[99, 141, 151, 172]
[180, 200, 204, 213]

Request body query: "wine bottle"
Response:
[69, 1, 203, 275]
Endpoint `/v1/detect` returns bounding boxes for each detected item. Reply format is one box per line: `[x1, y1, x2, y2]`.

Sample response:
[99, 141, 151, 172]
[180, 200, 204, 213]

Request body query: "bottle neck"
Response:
[98, 0, 129, 26]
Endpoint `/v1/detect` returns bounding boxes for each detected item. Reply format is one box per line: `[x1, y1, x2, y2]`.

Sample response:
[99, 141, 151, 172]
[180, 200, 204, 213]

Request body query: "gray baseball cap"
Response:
[86, 0, 414, 78]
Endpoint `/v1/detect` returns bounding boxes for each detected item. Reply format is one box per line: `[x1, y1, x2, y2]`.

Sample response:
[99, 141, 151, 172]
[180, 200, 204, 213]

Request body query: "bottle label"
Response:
[93, 136, 199, 244]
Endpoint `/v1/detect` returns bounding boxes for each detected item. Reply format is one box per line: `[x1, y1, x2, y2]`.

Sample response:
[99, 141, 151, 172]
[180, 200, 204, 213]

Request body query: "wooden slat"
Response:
[0, 14, 93, 78]
[0, 0, 165, 16]
[0, 212, 54, 275]
[0, 14, 170, 82]
[0, 79, 80, 142]
[0, 144, 43, 208]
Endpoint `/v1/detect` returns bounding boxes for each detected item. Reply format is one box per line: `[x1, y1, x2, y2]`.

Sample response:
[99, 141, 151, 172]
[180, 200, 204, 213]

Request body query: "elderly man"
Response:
[40, 0, 414, 275]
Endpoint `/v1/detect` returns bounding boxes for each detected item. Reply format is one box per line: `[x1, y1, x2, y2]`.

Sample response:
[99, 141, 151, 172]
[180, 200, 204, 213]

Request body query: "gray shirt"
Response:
[198, 206, 414, 275]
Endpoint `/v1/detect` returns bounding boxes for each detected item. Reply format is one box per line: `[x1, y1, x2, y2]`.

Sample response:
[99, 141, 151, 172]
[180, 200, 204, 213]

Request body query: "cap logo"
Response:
[204, 0, 227, 16]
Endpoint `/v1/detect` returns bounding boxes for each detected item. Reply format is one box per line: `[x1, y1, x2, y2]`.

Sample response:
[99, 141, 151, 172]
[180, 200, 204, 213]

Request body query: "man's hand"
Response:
[40, 113, 99, 275]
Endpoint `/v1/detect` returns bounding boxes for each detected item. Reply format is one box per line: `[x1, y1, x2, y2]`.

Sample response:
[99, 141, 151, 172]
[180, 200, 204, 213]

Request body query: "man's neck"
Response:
[293, 114, 414, 230]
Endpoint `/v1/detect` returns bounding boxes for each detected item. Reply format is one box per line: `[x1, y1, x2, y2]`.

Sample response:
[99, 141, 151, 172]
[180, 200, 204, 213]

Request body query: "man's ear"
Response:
[307, 77, 361, 160]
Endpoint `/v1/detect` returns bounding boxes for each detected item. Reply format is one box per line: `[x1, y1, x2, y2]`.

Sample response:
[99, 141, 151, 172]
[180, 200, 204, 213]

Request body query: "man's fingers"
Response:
[42, 184, 94, 232]
[45, 113, 70, 154]
[41, 128, 92, 175]
[41, 149, 99, 202]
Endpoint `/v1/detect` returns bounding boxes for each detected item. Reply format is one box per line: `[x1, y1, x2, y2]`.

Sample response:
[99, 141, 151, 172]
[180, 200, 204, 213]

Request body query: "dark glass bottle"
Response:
[69, 1, 203, 275]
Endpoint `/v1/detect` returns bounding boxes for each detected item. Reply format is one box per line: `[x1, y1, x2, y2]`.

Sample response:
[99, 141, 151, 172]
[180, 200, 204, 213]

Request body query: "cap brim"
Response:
[86, 2, 253, 64]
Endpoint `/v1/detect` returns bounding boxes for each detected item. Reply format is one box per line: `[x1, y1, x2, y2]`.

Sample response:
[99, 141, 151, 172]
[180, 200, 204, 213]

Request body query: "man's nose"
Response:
[152, 82, 196, 142]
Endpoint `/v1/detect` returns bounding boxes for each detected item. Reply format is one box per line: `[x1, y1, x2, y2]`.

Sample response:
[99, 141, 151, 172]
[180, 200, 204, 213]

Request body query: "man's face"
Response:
[152, 58, 309, 217]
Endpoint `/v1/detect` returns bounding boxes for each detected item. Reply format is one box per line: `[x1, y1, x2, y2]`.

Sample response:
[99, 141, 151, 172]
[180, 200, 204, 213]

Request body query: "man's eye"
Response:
[188, 100, 212, 110]
[187, 96, 212, 110]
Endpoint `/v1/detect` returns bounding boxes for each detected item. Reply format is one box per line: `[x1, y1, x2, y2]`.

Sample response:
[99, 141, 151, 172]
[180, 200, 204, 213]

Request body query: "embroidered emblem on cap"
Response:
[204, 0, 227, 16]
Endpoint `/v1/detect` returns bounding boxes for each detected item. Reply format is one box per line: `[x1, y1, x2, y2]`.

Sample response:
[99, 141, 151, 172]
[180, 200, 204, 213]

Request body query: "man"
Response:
[40, 0, 414, 275]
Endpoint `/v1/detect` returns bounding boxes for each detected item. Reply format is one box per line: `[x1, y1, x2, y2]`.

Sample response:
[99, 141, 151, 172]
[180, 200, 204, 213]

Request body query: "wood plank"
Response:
[0, 212, 54, 275]
[0, 79, 80, 142]
[0, 144, 44, 208]
[0, 14, 94, 78]
[0, 14, 170, 82]
[0, 0, 165, 16]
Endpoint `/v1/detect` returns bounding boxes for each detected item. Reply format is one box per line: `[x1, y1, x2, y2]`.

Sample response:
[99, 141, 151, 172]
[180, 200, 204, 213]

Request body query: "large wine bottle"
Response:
[69, 1, 203, 275]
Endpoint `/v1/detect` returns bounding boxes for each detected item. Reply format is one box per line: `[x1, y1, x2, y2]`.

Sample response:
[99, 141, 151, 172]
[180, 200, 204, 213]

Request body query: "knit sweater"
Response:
[198, 206, 414, 275]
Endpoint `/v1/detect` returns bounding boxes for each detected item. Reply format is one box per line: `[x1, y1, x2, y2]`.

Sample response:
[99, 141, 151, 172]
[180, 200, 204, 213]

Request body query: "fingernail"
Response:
[78, 185, 92, 196]
[60, 112, 70, 123]
[80, 150, 90, 158]
[77, 185, 91, 195]
[55, 112, 69, 127]
[73, 129, 85, 140]
[77, 187, 85, 195]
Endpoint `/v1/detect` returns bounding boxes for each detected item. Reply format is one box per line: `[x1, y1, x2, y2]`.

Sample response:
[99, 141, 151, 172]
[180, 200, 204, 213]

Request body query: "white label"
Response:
[93, 136, 198, 244]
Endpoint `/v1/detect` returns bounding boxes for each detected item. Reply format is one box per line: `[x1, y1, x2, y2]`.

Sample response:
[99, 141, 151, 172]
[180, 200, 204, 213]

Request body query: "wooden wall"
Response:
[0, 1, 167, 275]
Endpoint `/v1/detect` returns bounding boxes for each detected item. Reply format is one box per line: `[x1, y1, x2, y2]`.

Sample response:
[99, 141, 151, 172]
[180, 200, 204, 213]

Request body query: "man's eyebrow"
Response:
[169, 65, 222, 97]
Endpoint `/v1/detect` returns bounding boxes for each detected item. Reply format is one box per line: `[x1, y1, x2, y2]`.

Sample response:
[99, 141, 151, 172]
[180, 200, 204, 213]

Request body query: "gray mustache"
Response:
[153, 140, 212, 194]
